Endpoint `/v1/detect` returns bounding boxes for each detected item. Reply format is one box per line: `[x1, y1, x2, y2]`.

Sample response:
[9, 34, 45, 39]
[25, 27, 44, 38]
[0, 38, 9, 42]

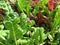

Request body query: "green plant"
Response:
[0, 0, 60, 45]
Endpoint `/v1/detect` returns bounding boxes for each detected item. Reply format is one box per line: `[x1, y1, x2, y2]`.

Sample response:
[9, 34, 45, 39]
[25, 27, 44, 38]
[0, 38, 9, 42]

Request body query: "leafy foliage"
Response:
[16, 0, 31, 16]
[0, 0, 60, 45]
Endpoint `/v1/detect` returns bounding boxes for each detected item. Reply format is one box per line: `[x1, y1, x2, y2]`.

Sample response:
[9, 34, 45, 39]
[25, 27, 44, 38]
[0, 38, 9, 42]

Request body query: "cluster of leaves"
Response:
[0, 0, 46, 45]
[0, 0, 60, 45]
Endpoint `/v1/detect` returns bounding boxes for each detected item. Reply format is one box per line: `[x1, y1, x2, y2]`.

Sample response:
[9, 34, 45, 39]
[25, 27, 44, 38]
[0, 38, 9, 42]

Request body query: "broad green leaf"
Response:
[0, 0, 13, 15]
[17, 39, 28, 45]
[16, 0, 31, 16]
[4, 21, 23, 45]
[51, 5, 60, 35]
[39, 27, 46, 43]
[0, 30, 9, 40]
[20, 13, 28, 34]
[32, 27, 46, 44]
[39, 0, 48, 9]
